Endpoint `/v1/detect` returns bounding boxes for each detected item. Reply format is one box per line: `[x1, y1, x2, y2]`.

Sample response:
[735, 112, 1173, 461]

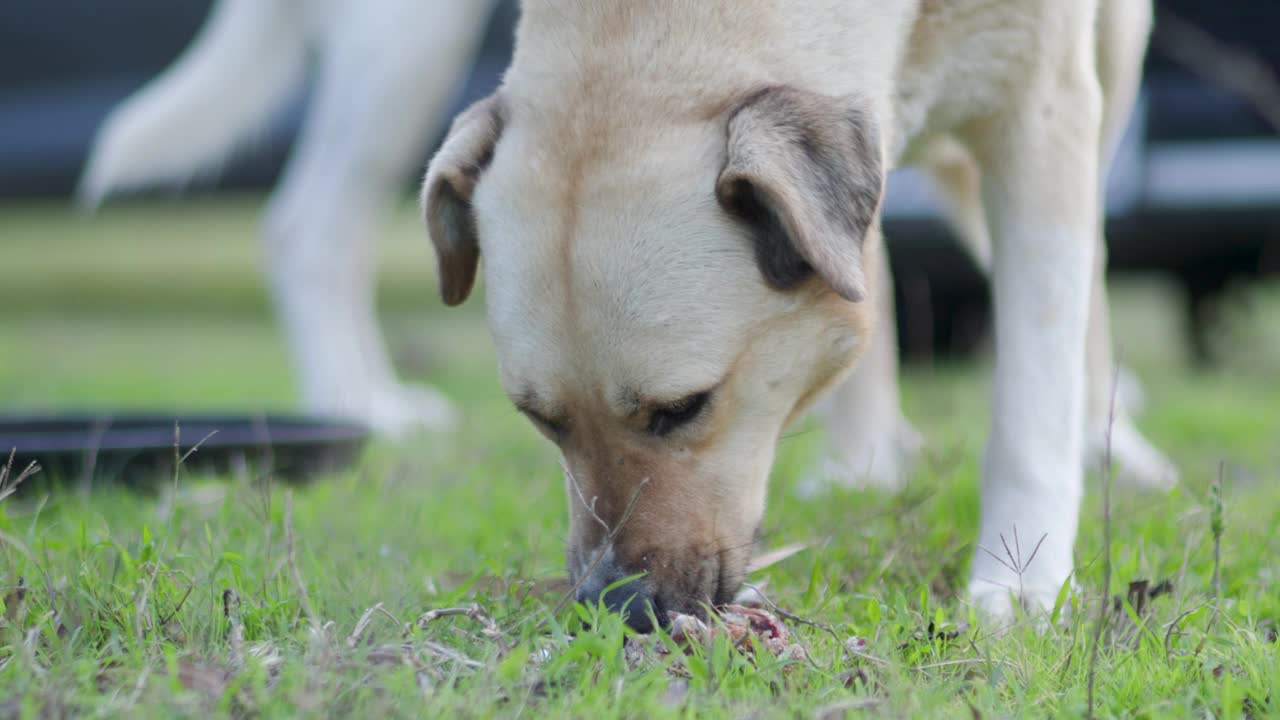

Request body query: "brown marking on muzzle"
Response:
[562, 420, 756, 615]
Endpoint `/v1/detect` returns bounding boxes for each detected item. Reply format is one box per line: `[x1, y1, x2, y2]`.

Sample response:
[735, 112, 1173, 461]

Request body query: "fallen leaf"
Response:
[746, 543, 809, 574]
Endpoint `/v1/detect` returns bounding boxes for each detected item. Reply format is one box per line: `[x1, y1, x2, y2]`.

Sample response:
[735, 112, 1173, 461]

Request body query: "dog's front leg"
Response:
[964, 47, 1104, 617]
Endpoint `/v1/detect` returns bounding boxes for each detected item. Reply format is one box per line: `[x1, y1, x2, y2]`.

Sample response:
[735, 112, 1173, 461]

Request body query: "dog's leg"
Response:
[1084, 0, 1178, 489]
[262, 0, 498, 434]
[929, 148, 1178, 492]
[801, 238, 921, 495]
[964, 17, 1105, 617]
[919, 135, 993, 271]
[922, 58, 1177, 492]
[1083, 223, 1178, 489]
[78, 0, 309, 205]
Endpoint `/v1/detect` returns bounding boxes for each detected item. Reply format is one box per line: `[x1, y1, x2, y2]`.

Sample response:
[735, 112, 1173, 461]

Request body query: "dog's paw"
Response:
[796, 420, 922, 497]
[307, 383, 457, 436]
[1087, 415, 1178, 491]
[365, 383, 459, 436]
[967, 577, 1067, 624]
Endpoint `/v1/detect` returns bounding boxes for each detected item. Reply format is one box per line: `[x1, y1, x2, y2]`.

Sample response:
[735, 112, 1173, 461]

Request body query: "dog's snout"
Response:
[575, 558, 663, 633]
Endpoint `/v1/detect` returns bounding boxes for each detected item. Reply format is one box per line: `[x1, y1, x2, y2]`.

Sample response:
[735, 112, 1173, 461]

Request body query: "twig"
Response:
[177, 429, 219, 469]
[739, 583, 838, 643]
[167, 422, 220, 493]
[367, 643, 415, 666]
[349, 603, 385, 649]
[419, 639, 486, 669]
[157, 582, 194, 629]
[1210, 462, 1224, 602]
[0, 457, 37, 572]
[1192, 463, 1226, 658]
[536, 477, 651, 631]
[135, 426, 192, 645]
[375, 605, 406, 634]
[284, 492, 320, 631]
[1086, 365, 1120, 719]
[224, 589, 245, 670]
[369, 640, 485, 670]
[564, 464, 610, 537]
[977, 527, 1048, 609]
[409, 603, 508, 654]
[136, 425, 219, 646]
[1022, 533, 1046, 574]
[250, 462, 276, 600]
[0, 450, 40, 504]
[1163, 603, 1209, 659]
[23, 612, 55, 678]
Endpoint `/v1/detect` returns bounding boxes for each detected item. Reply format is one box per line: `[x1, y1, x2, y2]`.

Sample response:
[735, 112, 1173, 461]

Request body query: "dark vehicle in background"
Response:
[2, 0, 1276, 363]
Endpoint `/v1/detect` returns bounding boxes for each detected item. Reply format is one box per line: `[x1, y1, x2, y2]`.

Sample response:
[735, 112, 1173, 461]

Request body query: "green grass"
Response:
[2, 197, 1278, 718]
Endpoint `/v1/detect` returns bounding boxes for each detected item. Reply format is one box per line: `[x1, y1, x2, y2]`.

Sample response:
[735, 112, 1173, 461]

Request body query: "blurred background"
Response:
[1, 0, 1277, 421]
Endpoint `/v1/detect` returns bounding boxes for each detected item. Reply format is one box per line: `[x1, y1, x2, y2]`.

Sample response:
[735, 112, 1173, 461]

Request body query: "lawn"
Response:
[1, 196, 1278, 718]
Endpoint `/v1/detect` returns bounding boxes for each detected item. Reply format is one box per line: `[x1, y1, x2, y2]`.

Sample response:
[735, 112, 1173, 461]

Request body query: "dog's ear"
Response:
[422, 94, 505, 306]
[716, 86, 883, 302]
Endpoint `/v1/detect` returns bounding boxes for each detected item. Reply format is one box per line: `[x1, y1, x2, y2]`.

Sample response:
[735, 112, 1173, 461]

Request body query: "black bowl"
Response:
[0, 412, 370, 491]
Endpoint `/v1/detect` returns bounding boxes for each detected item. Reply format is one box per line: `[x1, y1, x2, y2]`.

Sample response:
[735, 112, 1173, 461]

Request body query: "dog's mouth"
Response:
[649, 575, 747, 632]
[570, 544, 747, 633]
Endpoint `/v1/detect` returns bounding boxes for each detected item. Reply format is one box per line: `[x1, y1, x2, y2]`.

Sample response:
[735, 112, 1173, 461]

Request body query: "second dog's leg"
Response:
[263, 0, 498, 434]
[1083, 231, 1178, 488]
[1084, 0, 1178, 489]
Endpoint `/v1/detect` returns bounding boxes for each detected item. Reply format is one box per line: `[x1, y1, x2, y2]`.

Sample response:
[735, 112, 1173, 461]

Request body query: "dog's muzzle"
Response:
[574, 545, 664, 633]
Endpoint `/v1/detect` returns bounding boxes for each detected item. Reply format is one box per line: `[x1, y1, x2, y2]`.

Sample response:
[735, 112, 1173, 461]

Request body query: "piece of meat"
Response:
[663, 605, 805, 661]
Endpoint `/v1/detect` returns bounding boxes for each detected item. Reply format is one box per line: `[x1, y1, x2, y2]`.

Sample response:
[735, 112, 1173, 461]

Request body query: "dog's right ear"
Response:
[422, 94, 505, 306]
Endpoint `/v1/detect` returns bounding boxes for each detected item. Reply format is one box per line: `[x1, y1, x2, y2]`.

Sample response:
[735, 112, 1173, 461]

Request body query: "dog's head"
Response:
[423, 85, 883, 629]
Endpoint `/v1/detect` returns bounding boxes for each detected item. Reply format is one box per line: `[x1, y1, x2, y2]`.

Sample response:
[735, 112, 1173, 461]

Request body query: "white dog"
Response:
[85, 0, 1178, 622]
[81, 0, 1176, 489]
[422, 0, 1176, 624]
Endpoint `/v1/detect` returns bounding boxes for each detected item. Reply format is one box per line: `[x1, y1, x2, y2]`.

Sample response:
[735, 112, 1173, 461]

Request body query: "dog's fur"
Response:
[424, 0, 1174, 620]
[83, 0, 1179, 622]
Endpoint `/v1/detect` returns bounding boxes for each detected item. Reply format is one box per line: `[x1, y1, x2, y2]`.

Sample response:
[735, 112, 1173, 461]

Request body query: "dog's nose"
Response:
[576, 567, 662, 633]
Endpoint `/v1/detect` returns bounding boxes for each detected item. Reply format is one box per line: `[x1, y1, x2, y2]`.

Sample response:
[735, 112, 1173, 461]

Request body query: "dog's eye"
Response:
[648, 392, 712, 437]
[523, 410, 568, 441]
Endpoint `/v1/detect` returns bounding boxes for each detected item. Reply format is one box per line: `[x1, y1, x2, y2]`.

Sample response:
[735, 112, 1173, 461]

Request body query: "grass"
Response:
[2, 196, 1278, 718]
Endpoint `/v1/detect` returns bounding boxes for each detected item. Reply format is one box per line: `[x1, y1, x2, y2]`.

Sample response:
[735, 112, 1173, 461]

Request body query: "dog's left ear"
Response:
[717, 86, 883, 302]
[422, 94, 505, 306]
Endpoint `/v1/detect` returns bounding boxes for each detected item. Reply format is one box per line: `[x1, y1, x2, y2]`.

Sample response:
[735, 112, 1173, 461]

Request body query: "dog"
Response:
[422, 0, 1178, 626]
[81, 0, 1176, 495]
[79, 0, 501, 434]
[82, 0, 1176, 622]
[78, 0, 1177, 496]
